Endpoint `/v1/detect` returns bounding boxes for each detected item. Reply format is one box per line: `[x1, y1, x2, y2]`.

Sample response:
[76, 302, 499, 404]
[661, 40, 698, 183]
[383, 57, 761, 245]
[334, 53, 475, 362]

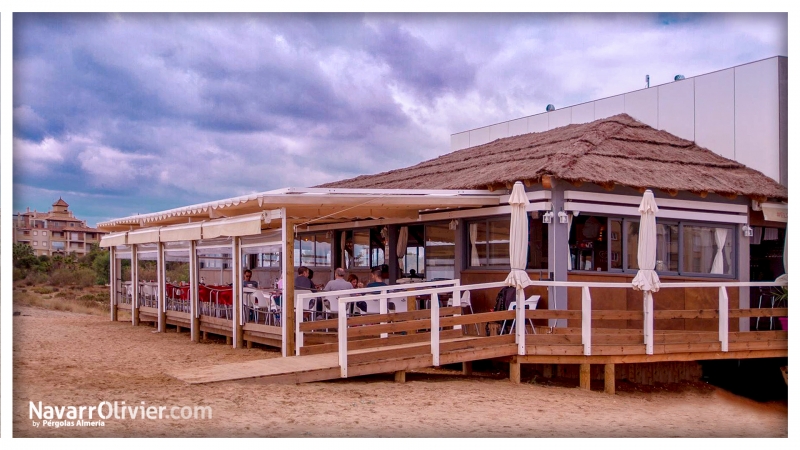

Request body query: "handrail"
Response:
[329, 279, 787, 378]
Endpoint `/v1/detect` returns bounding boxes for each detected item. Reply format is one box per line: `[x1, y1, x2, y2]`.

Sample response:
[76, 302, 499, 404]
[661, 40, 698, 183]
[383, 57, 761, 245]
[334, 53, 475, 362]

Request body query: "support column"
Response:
[453, 219, 464, 281]
[548, 182, 568, 328]
[604, 363, 615, 395]
[109, 246, 117, 321]
[189, 240, 200, 342]
[394, 371, 406, 383]
[579, 363, 591, 390]
[510, 358, 521, 384]
[131, 244, 139, 326]
[282, 210, 295, 357]
[157, 241, 166, 333]
[232, 236, 243, 349]
[388, 224, 398, 284]
[462, 361, 473, 376]
[738, 223, 751, 332]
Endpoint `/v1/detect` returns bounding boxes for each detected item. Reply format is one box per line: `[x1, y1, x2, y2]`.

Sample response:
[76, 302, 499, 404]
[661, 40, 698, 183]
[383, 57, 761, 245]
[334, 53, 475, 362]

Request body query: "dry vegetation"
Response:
[14, 282, 110, 316]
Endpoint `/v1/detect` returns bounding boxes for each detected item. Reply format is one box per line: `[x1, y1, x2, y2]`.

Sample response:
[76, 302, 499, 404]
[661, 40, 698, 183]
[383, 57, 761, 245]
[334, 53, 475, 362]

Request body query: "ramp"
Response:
[171, 336, 517, 384]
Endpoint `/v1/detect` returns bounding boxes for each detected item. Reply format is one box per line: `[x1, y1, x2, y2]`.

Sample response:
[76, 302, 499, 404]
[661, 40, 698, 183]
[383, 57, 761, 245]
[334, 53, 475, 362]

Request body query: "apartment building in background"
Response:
[13, 198, 107, 256]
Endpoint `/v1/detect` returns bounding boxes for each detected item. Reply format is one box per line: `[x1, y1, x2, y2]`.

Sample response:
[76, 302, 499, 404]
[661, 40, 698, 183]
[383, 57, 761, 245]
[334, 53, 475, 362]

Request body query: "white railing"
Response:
[295, 279, 460, 355]
[323, 279, 786, 379]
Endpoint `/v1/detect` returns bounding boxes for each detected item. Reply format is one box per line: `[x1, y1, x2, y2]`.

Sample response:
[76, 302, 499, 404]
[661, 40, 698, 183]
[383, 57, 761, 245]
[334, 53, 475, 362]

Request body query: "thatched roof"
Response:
[319, 114, 787, 201]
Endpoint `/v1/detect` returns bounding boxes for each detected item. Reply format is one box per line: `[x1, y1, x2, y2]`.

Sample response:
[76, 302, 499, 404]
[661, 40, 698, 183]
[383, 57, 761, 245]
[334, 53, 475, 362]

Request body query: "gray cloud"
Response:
[13, 13, 787, 226]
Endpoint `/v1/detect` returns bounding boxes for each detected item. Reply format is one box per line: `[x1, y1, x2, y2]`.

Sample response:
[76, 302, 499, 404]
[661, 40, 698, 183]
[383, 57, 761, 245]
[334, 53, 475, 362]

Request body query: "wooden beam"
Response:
[604, 364, 615, 395]
[542, 175, 553, 189]
[462, 361, 473, 376]
[718, 191, 738, 200]
[636, 187, 647, 194]
[579, 363, 591, 390]
[598, 181, 615, 191]
[505, 181, 513, 190]
[661, 188, 678, 197]
[523, 179, 533, 188]
[515, 349, 788, 364]
[394, 371, 406, 383]
[569, 179, 583, 188]
[697, 191, 709, 198]
[510, 360, 521, 384]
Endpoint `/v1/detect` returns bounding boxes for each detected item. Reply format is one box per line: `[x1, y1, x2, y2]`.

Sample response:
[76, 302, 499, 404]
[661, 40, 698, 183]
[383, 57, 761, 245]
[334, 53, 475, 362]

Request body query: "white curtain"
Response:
[469, 223, 480, 266]
[711, 228, 728, 274]
[397, 226, 409, 271]
[567, 213, 574, 270]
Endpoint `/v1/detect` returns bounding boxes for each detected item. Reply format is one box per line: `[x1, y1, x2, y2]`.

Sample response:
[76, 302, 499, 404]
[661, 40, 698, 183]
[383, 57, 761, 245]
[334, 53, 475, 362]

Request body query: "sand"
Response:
[13, 305, 788, 438]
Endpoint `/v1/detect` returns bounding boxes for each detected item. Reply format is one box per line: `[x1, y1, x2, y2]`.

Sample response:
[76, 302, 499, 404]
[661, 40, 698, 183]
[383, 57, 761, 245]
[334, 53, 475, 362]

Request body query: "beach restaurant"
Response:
[99, 114, 787, 387]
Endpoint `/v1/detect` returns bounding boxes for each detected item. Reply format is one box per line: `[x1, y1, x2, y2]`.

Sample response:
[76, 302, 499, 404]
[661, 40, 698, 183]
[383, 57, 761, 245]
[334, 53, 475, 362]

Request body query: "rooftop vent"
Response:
[545, 104, 555, 112]
[674, 74, 685, 81]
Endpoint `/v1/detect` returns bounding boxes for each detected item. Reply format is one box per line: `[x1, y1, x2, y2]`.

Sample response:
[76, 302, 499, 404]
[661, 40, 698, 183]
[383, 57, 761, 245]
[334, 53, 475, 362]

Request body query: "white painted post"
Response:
[295, 292, 304, 356]
[644, 291, 654, 355]
[380, 291, 388, 339]
[231, 237, 241, 348]
[453, 280, 462, 331]
[338, 298, 348, 378]
[157, 241, 165, 333]
[582, 286, 592, 356]
[431, 293, 440, 366]
[131, 245, 139, 326]
[189, 240, 199, 342]
[719, 286, 729, 352]
[516, 288, 526, 356]
[280, 209, 288, 357]
[109, 246, 116, 321]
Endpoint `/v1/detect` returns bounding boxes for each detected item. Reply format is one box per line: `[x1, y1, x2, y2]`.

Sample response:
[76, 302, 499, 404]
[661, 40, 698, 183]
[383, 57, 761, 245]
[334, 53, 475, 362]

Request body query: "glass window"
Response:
[527, 217, 548, 270]
[625, 220, 640, 270]
[570, 215, 610, 272]
[425, 222, 455, 279]
[609, 219, 622, 270]
[294, 233, 332, 267]
[656, 223, 679, 272]
[345, 230, 370, 268]
[682, 225, 733, 275]
[467, 218, 510, 268]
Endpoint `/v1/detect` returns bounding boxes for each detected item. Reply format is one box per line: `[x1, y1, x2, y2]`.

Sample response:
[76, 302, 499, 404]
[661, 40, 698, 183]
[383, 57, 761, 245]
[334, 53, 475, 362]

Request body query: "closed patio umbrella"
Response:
[504, 181, 531, 353]
[504, 181, 531, 289]
[631, 189, 660, 355]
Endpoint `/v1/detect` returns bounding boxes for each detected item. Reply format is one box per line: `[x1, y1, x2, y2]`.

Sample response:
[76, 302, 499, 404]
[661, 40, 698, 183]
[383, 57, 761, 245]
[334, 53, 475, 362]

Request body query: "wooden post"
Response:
[516, 287, 525, 356]
[579, 363, 591, 390]
[582, 286, 592, 356]
[510, 359, 521, 384]
[232, 237, 244, 349]
[226, 336, 232, 345]
[394, 370, 406, 383]
[189, 240, 200, 343]
[543, 364, 553, 379]
[131, 244, 140, 326]
[719, 286, 729, 352]
[176, 326, 182, 333]
[109, 246, 117, 321]
[643, 291, 654, 355]
[282, 211, 295, 357]
[604, 364, 615, 395]
[247, 340, 253, 349]
[157, 241, 166, 333]
[431, 293, 440, 366]
[202, 331, 208, 341]
[462, 361, 473, 376]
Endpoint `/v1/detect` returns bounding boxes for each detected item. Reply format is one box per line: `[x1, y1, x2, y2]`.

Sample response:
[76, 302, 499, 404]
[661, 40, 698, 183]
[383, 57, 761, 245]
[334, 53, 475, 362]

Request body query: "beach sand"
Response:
[13, 305, 788, 438]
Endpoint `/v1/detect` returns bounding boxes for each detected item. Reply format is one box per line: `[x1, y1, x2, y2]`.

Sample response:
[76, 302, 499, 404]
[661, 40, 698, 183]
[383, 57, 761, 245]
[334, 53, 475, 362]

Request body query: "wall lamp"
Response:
[557, 211, 569, 224]
[542, 211, 554, 224]
[742, 225, 754, 237]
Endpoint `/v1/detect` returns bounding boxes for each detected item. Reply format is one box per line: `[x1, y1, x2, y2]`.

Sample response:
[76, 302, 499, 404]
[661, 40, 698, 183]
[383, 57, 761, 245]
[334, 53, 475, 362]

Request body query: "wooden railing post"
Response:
[516, 287, 526, 356]
[719, 286, 729, 352]
[431, 293, 440, 366]
[338, 299, 348, 378]
[380, 290, 388, 339]
[644, 291, 654, 355]
[295, 292, 304, 356]
[582, 286, 592, 356]
[453, 280, 462, 331]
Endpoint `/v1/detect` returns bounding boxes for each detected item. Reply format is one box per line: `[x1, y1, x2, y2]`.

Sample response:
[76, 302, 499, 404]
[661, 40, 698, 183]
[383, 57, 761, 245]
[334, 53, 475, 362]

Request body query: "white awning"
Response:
[99, 232, 127, 247]
[202, 213, 266, 239]
[127, 227, 161, 244]
[761, 202, 788, 222]
[160, 222, 203, 242]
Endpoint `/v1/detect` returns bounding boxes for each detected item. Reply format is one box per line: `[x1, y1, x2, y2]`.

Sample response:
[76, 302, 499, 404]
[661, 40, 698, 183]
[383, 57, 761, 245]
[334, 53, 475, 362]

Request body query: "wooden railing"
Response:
[304, 279, 787, 379]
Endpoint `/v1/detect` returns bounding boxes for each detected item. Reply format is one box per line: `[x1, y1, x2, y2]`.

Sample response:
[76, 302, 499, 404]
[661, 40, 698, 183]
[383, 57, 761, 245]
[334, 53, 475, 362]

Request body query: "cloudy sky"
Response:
[13, 12, 787, 227]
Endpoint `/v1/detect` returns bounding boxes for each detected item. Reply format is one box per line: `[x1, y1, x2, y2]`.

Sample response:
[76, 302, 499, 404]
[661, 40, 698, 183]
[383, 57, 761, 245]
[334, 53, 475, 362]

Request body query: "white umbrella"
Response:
[631, 190, 660, 292]
[504, 181, 532, 289]
[631, 189, 659, 355]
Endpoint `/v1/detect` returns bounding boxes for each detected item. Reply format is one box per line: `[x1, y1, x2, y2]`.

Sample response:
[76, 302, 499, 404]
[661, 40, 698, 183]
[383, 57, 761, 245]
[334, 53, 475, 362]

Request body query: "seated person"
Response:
[242, 269, 259, 288]
[294, 266, 316, 291]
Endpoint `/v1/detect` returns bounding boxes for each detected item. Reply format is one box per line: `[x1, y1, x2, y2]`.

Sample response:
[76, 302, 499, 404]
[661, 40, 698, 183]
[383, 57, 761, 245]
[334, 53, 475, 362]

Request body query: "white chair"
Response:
[500, 295, 540, 335]
[447, 291, 479, 335]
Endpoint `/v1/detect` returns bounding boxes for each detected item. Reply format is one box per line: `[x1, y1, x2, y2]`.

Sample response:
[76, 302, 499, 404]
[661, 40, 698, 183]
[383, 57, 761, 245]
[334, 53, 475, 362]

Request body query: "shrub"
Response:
[25, 271, 50, 285]
[33, 286, 55, 295]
